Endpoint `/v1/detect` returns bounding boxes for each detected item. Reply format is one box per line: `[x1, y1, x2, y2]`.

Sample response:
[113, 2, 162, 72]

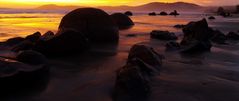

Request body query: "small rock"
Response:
[159, 11, 168, 16]
[208, 16, 216, 20]
[174, 24, 186, 29]
[16, 50, 47, 65]
[124, 11, 133, 16]
[211, 30, 226, 44]
[148, 12, 157, 16]
[169, 10, 180, 16]
[25, 32, 41, 43]
[150, 30, 178, 40]
[40, 31, 54, 41]
[110, 13, 134, 29]
[226, 31, 239, 40]
[166, 41, 181, 51]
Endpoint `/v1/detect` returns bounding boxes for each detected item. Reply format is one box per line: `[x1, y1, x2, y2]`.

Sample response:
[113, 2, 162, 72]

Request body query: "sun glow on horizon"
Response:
[0, 0, 238, 8]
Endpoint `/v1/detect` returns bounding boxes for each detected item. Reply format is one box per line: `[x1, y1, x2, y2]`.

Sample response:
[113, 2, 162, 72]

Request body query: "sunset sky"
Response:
[0, 0, 239, 8]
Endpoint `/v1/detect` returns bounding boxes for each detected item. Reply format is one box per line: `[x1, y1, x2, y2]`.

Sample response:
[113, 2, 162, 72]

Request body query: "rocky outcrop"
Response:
[150, 30, 178, 40]
[180, 19, 213, 53]
[34, 30, 89, 56]
[110, 13, 134, 29]
[113, 44, 163, 101]
[58, 8, 119, 42]
[124, 11, 133, 16]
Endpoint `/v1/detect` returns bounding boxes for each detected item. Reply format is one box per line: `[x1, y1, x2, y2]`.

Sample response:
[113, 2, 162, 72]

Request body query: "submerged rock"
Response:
[148, 12, 157, 16]
[159, 11, 168, 16]
[181, 18, 213, 53]
[150, 30, 178, 40]
[124, 11, 133, 16]
[110, 13, 134, 29]
[34, 30, 89, 56]
[226, 31, 239, 40]
[58, 8, 119, 42]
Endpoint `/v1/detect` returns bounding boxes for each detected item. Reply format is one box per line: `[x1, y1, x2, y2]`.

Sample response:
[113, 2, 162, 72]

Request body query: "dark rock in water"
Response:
[181, 19, 213, 52]
[0, 57, 49, 97]
[34, 30, 89, 56]
[150, 30, 178, 40]
[11, 40, 34, 52]
[16, 50, 47, 65]
[113, 44, 163, 101]
[110, 13, 134, 29]
[174, 24, 186, 29]
[169, 10, 180, 16]
[166, 41, 181, 51]
[58, 8, 119, 42]
[148, 12, 156, 16]
[113, 60, 151, 101]
[226, 31, 239, 40]
[211, 30, 226, 44]
[25, 32, 41, 43]
[217, 7, 231, 17]
[128, 44, 163, 70]
[181, 40, 212, 53]
[40, 31, 54, 41]
[4, 37, 25, 46]
[124, 11, 133, 16]
[159, 11, 168, 16]
[208, 16, 216, 20]
[126, 34, 137, 37]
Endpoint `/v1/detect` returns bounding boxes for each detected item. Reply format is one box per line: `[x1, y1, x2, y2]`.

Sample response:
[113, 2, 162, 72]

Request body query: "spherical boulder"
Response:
[110, 13, 134, 29]
[58, 8, 119, 42]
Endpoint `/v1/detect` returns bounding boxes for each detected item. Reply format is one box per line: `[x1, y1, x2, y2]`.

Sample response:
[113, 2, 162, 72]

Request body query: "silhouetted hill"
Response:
[36, 2, 204, 11]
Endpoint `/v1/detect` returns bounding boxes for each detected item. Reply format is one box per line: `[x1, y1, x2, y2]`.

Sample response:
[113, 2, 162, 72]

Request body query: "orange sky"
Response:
[0, 0, 239, 8]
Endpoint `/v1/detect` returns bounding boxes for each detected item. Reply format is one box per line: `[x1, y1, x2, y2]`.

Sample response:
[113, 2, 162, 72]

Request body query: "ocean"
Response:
[0, 9, 239, 41]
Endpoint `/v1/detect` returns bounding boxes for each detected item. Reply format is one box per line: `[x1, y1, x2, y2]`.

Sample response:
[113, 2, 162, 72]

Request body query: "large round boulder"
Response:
[110, 13, 134, 29]
[58, 8, 119, 42]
